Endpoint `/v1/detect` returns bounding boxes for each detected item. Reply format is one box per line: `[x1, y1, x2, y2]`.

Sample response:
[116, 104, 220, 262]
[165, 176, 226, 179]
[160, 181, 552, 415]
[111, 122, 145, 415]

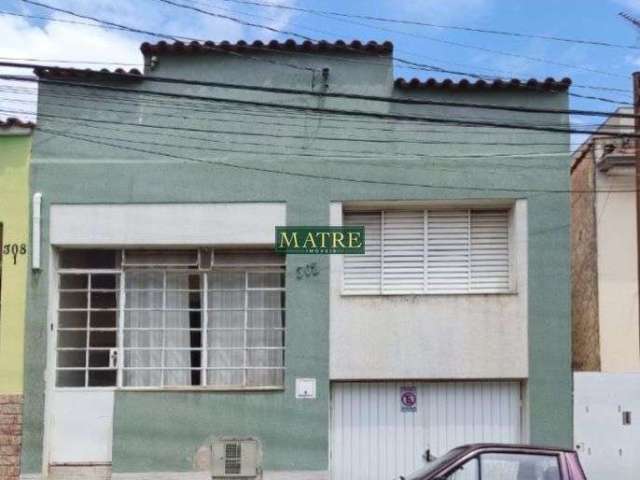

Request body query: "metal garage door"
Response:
[331, 381, 522, 480]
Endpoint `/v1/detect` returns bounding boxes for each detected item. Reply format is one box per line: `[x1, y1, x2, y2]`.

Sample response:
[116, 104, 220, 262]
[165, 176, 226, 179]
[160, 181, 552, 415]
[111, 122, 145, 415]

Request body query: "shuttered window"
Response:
[343, 209, 511, 295]
[343, 213, 382, 294]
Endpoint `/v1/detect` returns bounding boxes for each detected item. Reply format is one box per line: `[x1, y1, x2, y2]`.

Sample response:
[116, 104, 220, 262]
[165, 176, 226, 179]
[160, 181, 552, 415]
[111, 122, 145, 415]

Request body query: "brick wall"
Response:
[571, 148, 601, 371]
[0, 394, 23, 480]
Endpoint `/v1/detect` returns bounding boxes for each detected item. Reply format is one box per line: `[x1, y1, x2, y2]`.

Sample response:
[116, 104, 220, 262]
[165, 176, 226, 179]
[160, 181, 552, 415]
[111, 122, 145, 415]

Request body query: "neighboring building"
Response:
[570, 107, 637, 373]
[571, 108, 640, 480]
[21, 40, 572, 480]
[0, 118, 34, 480]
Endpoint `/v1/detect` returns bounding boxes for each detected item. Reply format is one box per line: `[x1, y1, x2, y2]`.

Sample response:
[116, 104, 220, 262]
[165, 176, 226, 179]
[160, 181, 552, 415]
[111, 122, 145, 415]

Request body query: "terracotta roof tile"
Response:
[34, 67, 143, 80]
[0, 117, 35, 129]
[394, 76, 571, 92]
[140, 39, 394, 56]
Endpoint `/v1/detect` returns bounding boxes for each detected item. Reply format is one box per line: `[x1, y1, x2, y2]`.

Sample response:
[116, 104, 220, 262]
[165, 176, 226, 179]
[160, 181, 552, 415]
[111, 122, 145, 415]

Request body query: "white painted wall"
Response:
[49, 203, 286, 246]
[595, 167, 640, 372]
[329, 201, 528, 380]
[574, 372, 640, 480]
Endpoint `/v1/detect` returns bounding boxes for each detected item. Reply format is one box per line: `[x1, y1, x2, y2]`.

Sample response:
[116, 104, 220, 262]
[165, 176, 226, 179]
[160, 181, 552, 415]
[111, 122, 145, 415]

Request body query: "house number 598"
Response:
[2, 243, 27, 265]
[296, 263, 319, 279]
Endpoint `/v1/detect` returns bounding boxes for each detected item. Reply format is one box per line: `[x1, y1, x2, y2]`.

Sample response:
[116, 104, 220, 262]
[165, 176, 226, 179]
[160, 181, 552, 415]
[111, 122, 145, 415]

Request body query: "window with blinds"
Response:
[343, 209, 511, 295]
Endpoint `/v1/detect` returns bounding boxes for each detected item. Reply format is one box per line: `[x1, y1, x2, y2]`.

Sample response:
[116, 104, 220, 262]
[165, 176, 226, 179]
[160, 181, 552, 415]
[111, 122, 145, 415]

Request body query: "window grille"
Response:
[225, 442, 242, 475]
[343, 209, 511, 295]
[55, 249, 285, 389]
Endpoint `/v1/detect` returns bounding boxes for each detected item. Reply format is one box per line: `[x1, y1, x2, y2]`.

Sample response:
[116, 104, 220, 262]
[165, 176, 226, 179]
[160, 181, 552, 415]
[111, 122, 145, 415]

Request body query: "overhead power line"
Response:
[16, 0, 316, 73]
[0, 95, 576, 148]
[569, 91, 632, 105]
[4, 84, 603, 143]
[23, 0, 623, 84]
[0, 10, 629, 98]
[0, 55, 139, 66]
[8, 2, 633, 97]
[0, 8, 134, 31]
[177, 0, 626, 79]
[2, 60, 636, 120]
[216, 0, 640, 51]
[17, 118, 566, 166]
[29, 126, 634, 195]
[155, 0, 315, 41]
[2, 74, 633, 138]
[0, 79, 598, 133]
[1, 102, 574, 161]
[6, 105, 575, 176]
[13, 1, 632, 100]
[20, 0, 179, 41]
[0, 8, 470, 80]
[152, 0, 625, 79]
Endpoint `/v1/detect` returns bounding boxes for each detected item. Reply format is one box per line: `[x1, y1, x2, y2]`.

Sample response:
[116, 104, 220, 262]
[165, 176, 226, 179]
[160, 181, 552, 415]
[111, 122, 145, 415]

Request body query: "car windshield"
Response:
[401, 447, 468, 480]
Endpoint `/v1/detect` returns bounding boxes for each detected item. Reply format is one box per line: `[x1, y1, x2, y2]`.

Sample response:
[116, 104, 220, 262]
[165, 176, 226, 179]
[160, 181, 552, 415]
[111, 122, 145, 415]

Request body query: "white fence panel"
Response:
[574, 372, 640, 480]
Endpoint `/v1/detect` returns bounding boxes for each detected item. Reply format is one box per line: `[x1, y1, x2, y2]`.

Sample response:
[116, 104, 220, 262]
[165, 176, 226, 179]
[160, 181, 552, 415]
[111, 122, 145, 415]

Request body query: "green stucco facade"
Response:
[22, 47, 571, 475]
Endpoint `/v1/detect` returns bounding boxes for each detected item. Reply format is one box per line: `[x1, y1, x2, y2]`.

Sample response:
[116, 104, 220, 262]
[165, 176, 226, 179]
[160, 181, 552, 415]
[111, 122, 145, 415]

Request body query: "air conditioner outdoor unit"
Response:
[211, 438, 260, 479]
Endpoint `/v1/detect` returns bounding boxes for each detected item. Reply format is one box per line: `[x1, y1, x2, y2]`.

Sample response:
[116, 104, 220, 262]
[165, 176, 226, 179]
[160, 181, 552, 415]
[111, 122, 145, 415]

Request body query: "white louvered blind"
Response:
[470, 210, 510, 291]
[343, 212, 382, 294]
[426, 210, 470, 293]
[343, 209, 510, 295]
[382, 211, 424, 293]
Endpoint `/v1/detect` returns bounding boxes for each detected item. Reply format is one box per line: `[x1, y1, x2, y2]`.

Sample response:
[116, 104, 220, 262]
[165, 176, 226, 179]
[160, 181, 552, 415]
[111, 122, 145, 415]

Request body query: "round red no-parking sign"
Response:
[400, 386, 417, 412]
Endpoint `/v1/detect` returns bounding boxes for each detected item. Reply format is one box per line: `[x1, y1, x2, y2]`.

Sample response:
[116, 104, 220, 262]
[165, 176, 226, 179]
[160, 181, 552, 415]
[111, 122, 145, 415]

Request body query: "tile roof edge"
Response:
[140, 39, 394, 55]
[0, 117, 36, 129]
[394, 77, 572, 92]
[34, 67, 144, 80]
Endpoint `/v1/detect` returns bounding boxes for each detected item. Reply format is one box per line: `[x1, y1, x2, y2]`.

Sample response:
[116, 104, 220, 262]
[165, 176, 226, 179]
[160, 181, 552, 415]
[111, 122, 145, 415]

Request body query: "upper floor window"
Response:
[343, 208, 511, 295]
[55, 248, 285, 390]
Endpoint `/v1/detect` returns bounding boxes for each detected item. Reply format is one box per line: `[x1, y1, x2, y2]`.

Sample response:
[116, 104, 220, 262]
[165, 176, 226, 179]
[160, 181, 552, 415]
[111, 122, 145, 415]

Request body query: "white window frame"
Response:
[55, 267, 120, 389]
[54, 248, 286, 391]
[342, 207, 514, 296]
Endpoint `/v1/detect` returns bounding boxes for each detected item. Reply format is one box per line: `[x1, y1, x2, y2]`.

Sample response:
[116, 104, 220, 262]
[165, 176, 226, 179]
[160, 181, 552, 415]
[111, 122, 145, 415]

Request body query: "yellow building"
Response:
[0, 117, 33, 480]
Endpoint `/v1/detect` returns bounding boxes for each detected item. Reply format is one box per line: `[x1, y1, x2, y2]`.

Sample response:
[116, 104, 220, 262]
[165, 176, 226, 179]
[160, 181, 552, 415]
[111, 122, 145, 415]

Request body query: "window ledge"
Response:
[341, 289, 518, 297]
[118, 386, 286, 392]
[54, 386, 285, 392]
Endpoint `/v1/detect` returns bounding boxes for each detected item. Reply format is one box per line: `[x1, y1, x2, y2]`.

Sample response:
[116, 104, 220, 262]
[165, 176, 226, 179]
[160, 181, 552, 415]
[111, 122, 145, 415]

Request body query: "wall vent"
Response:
[225, 442, 242, 474]
[212, 438, 260, 478]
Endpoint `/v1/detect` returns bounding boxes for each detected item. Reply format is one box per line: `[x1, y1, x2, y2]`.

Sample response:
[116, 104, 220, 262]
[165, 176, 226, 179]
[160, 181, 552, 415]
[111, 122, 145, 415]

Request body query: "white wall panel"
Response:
[331, 381, 521, 480]
[50, 203, 286, 246]
[574, 373, 640, 480]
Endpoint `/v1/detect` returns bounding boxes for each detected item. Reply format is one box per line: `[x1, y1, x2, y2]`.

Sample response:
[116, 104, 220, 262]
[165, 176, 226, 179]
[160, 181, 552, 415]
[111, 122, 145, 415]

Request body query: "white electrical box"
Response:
[295, 378, 316, 399]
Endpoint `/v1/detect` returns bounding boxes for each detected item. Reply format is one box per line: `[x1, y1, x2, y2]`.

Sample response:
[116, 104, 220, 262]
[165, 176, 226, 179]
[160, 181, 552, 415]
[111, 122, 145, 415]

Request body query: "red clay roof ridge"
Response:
[34, 66, 143, 79]
[394, 76, 572, 92]
[0, 117, 35, 129]
[140, 39, 394, 55]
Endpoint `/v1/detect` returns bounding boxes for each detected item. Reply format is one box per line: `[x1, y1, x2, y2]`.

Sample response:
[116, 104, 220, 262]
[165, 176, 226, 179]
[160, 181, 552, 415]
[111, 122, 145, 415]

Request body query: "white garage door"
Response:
[331, 381, 522, 480]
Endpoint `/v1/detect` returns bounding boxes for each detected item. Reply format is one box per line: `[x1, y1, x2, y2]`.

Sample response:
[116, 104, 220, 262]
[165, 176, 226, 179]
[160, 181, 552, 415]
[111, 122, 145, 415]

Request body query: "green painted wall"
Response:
[0, 132, 31, 395]
[22, 49, 571, 474]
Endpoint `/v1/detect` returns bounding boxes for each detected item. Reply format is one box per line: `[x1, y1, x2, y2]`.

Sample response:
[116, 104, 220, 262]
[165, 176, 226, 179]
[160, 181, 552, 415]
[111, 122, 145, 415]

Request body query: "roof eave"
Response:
[140, 39, 394, 56]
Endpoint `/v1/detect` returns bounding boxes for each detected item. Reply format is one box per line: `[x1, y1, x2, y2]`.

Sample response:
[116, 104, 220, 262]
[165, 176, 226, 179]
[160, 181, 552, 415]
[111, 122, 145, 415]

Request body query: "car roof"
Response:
[457, 443, 575, 454]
